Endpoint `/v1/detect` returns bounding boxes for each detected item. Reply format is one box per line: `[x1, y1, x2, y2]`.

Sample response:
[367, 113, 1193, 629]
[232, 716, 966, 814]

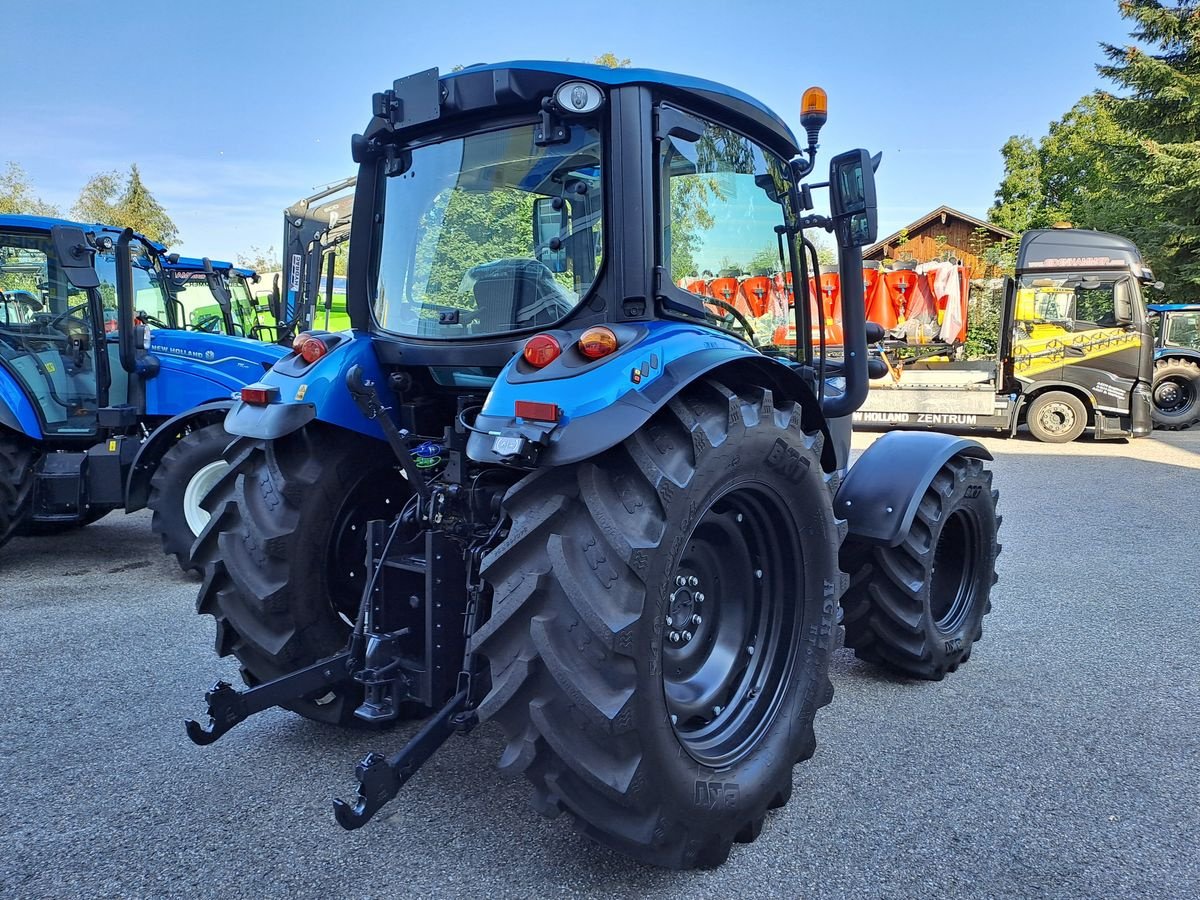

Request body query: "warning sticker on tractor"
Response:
[108, 440, 118, 452]
[295, 384, 308, 400]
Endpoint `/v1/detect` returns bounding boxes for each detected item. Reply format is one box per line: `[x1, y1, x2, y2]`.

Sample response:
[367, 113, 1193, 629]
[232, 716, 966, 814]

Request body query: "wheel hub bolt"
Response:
[669, 631, 681, 643]
[747, 645, 755, 656]
[688, 575, 699, 587]
[713, 705, 723, 716]
[691, 614, 702, 626]
[682, 630, 693, 642]
[665, 615, 673, 626]
[676, 575, 687, 587]
[695, 592, 704, 603]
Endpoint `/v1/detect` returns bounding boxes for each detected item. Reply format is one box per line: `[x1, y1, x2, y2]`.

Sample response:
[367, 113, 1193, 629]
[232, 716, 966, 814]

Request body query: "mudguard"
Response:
[124, 400, 234, 513]
[223, 331, 389, 442]
[467, 320, 829, 468]
[0, 367, 42, 439]
[1154, 347, 1200, 366]
[834, 431, 992, 547]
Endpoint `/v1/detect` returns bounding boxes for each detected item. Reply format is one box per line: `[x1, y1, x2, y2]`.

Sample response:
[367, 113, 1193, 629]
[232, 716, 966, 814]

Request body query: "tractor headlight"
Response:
[554, 81, 604, 115]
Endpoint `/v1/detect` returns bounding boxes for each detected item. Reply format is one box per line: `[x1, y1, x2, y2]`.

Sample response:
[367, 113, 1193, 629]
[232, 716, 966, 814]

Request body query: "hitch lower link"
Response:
[185, 655, 478, 830]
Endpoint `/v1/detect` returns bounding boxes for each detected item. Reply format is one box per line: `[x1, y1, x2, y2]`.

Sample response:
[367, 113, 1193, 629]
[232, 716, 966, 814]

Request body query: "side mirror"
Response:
[828, 149, 879, 249]
[50, 225, 101, 289]
[533, 197, 569, 274]
[1114, 285, 1134, 326]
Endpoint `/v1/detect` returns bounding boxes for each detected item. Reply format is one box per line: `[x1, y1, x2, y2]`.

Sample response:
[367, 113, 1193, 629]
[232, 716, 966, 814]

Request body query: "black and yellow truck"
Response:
[854, 227, 1155, 443]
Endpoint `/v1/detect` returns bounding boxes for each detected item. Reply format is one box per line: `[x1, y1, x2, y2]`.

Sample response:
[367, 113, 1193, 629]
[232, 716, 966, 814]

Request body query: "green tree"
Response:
[71, 165, 179, 245]
[989, 136, 1045, 232]
[236, 245, 281, 273]
[0, 162, 59, 216]
[592, 53, 631, 68]
[1099, 0, 1200, 296]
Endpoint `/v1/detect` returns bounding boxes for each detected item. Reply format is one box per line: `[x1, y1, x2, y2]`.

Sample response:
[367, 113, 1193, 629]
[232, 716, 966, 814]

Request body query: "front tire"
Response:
[472, 381, 843, 869]
[1026, 391, 1087, 443]
[192, 425, 411, 725]
[148, 422, 233, 573]
[1151, 358, 1200, 430]
[840, 456, 1000, 680]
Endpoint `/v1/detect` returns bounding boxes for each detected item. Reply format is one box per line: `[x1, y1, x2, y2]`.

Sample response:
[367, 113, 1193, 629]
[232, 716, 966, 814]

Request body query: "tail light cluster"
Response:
[522, 326, 620, 369]
[292, 332, 329, 364]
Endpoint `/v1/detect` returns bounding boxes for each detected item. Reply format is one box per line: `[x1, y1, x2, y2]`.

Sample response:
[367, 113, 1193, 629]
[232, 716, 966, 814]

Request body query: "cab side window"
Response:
[659, 117, 794, 341]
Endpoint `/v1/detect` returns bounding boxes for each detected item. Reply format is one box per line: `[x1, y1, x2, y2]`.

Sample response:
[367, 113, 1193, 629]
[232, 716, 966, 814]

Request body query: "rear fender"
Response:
[0, 365, 43, 439]
[124, 401, 234, 512]
[223, 330, 389, 441]
[1155, 348, 1200, 367]
[467, 321, 832, 469]
[835, 431, 993, 547]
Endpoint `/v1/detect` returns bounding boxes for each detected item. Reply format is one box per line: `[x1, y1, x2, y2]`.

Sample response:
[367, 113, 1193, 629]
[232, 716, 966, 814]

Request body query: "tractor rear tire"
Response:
[148, 422, 233, 573]
[0, 431, 36, 550]
[1151, 358, 1200, 430]
[840, 455, 1000, 680]
[472, 380, 842, 869]
[1026, 391, 1087, 443]
[191, 425, 412, 726]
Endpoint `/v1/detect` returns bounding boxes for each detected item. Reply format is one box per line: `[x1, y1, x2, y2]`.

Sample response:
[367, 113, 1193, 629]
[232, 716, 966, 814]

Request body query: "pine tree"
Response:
[114, 164, 178, 246]
[1099, 0, 1200, 297]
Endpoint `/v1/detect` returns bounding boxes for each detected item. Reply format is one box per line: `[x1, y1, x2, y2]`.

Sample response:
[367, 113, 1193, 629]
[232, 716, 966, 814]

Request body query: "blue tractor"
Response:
[1147, 303, 1200, 430]
[185, 63, 1001, 868]
[0, 215, 286, 566]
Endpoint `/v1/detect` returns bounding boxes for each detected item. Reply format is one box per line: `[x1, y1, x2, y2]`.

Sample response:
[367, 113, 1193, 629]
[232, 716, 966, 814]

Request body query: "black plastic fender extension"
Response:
[834, 431, 992, 547]
[123, 400, 235, 512]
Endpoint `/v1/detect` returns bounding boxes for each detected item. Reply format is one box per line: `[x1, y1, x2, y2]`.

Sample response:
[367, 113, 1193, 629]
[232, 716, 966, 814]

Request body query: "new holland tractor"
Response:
[1147, 303, 1200, 430]
[185, 62, 1001, 869]
[0, 215, 286, 565]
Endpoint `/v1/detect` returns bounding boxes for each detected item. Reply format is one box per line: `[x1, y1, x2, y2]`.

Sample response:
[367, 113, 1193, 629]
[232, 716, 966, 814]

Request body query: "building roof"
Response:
[864, 205, 1015, 258]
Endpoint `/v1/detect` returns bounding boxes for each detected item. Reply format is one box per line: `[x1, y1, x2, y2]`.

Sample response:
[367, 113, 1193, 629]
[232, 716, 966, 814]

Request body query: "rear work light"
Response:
[578, 326, 619, 360]
[292, 332, 329, 364]
[523, 333, 561, 368]
[240, 385, 280, 405]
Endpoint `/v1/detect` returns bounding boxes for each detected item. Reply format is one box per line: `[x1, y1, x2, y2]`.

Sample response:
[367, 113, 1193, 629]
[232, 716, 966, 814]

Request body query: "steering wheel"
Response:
[36, 300, 90, 329]
[137, 309, 171, 329]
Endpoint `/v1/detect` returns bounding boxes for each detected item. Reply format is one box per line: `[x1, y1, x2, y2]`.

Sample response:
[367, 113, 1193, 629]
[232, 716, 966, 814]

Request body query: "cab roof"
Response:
[1017, 228, 1146, 275]
[165, 255, 256, 278]
[1147, 303, 1200, 313]
[0, 213, 166, 252]
[369, 61, 801, 159]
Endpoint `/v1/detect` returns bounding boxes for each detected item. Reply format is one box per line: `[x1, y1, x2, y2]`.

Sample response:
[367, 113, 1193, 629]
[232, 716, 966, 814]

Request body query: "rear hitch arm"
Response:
[332, 688, 476, 829]
[185, 650, 354, 745]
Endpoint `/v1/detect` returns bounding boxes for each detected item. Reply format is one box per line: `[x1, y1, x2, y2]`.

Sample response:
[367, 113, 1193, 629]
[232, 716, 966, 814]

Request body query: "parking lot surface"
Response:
[2, 430, 1198, 899]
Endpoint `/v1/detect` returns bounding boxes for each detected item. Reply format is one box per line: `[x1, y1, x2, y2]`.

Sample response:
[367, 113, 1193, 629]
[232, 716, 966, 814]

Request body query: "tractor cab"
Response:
[162, 255, 269, 339]
[0, 216, 168, 438]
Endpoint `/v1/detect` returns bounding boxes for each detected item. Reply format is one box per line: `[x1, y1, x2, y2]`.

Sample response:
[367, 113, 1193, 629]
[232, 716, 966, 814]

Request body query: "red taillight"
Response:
[240, 385, 280, 405]
[522, 333, 561, 368]
[514, 400, 559, 422]
[578, 326, 618, 360]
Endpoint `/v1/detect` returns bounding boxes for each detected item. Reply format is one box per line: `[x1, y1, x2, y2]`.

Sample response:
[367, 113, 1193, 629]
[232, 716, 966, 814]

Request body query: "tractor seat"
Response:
[468, 258, 575, 333]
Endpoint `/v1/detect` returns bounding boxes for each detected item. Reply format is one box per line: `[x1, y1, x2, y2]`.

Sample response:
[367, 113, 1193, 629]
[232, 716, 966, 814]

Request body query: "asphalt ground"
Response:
[1, 429, 1198, 899]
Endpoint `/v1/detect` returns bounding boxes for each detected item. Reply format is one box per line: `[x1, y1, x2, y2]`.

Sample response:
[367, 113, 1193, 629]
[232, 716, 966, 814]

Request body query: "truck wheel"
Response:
[1026, 391, 1086, 443]
[472, 380, 842, 869]
[1151, 358, 1200, 430]
[0, 431, 36, 550]
[148, 422, 233, 573]
[840, 456, 1000, 680]
[192, 425, 411, 725]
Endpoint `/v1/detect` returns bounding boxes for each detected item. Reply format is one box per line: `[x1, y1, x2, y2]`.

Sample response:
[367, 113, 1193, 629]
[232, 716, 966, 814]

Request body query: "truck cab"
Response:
[853, 227, 1155, 443]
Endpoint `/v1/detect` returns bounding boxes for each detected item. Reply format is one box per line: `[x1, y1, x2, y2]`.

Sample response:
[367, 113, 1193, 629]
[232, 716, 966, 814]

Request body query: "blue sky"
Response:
[3, 0, 1130, 263]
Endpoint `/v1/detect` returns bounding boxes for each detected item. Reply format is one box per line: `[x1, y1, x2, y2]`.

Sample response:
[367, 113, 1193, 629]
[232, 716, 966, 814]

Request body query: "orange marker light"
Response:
[578, 326, 619, 360]
[523, 333, 562, 368]
[299, 336, 329, 364]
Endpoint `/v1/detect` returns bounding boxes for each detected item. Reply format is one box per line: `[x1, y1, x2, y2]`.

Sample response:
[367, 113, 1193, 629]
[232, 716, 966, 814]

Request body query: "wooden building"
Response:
[863, 206, 1015, 278]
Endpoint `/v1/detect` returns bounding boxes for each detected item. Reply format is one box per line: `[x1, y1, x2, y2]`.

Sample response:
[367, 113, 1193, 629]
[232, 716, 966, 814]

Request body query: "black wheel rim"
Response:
[328, 472, 410, 624]
[1154, 377, 1196, 415]
[662, 482, 803, 768]
[929, 508, 979, 634]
